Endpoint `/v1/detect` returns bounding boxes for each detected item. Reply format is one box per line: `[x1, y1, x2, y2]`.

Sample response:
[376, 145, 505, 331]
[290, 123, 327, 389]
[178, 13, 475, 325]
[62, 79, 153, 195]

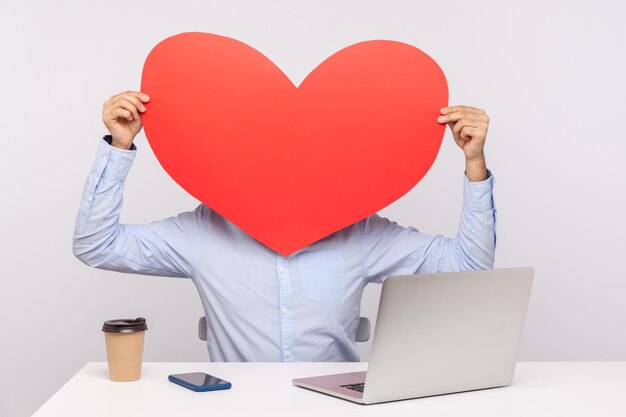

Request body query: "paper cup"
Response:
[102, 318, 147, 382]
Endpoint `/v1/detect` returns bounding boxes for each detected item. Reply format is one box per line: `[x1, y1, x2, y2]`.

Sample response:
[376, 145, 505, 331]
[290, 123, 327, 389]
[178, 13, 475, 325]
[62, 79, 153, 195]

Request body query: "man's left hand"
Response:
[438, 105, 490, 182]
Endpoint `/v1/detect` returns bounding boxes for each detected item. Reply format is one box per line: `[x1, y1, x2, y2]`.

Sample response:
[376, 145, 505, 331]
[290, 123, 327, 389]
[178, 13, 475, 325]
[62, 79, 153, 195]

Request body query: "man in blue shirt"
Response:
[73, 91, 495, 362]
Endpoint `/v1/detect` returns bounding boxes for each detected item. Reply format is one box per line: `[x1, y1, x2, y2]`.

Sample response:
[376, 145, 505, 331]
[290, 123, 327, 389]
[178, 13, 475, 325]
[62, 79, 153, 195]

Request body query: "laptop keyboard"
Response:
[340, 382, 365, 393]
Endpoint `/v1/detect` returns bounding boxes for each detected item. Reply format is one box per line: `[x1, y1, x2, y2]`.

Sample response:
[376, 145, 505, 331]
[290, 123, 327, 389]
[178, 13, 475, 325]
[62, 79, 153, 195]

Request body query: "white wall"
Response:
[1, 1, 625, 416]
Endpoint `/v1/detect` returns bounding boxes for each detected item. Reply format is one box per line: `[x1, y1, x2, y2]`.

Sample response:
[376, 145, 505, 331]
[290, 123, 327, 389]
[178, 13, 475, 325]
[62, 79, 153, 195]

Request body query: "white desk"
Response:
[33, 362, 626, 416]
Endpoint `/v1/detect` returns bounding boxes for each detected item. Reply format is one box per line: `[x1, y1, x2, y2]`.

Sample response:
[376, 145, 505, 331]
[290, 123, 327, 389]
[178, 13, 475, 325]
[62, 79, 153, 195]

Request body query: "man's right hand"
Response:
[102, 91, 150, 150]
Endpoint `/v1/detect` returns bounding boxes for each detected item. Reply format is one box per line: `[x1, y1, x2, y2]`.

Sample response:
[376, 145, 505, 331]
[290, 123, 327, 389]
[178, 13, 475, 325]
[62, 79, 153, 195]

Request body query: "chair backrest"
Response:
[198, 316, 370, 342]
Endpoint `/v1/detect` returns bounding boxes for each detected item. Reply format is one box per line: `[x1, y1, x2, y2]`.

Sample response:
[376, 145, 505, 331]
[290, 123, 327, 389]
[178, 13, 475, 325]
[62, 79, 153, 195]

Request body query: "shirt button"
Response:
[282, 307, 288, 315]
[284, 351, 291, 358]
[279, 266, 286, 273]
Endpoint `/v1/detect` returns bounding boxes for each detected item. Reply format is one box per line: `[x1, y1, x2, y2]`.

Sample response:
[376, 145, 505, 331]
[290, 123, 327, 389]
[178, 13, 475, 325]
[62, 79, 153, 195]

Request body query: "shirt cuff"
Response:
[91, 135, 137, 182]
[462, 170, 494, 212]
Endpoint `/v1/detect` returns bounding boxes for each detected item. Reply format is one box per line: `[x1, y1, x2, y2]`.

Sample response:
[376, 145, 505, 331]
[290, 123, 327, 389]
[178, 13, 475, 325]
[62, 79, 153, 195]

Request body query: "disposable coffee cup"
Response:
[102, 317, 147, 382]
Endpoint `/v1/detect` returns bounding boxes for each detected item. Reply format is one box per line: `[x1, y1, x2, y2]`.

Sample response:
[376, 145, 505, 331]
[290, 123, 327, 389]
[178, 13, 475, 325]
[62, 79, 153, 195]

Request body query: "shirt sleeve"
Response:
[72, 136, 202, 278]
[363, 172, 497, 283]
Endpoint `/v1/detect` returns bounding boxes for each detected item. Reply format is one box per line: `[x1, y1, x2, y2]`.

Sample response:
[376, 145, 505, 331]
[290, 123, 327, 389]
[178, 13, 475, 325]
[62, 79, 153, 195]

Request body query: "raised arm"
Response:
[72, 91, 202, 278]
[364, 105, 496, 282]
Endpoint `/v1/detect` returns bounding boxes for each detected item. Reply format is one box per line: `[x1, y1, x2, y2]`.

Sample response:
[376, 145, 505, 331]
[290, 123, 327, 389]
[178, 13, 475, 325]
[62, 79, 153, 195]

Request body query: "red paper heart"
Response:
[141, 32, 447, 255]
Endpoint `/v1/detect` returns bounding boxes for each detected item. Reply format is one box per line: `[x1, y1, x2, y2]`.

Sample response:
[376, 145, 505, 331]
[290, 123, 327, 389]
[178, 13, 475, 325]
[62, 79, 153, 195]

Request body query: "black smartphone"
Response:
[168, 372, 232, 392]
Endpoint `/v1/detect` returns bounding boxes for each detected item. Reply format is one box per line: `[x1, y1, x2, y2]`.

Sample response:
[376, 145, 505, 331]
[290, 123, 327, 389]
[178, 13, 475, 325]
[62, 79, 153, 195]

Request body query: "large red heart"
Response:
[141, 32, 447, 255]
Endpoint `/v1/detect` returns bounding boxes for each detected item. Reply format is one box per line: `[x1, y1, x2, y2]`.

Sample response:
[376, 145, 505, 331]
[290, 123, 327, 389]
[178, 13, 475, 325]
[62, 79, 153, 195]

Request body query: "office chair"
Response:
[198, 316, 371, 342]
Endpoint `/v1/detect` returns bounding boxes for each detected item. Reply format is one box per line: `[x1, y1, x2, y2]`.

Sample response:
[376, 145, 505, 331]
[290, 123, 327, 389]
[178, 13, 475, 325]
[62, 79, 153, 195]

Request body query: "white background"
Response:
[1, 1, 625, 416]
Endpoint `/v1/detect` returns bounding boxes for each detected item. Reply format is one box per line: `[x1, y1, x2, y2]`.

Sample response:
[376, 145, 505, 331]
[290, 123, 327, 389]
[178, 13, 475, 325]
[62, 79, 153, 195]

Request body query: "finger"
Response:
[105, 91, 150, 108]
[460, 126, 481, 140]
[455, 116, 488, 132]
[441, 105, 486, 116]
[441, 105, 486, 115]
[111, 108, 133, 122]
[446, 121, 463, 142]
[438, 112, 464, 124]
[111, 98, 141, 120]
[453, 119, 483, 136]
[438, 112, 489, 125]
[117, 94, 147, 113]
[453, 119, 472, 136]
[124, 90, 151, 103]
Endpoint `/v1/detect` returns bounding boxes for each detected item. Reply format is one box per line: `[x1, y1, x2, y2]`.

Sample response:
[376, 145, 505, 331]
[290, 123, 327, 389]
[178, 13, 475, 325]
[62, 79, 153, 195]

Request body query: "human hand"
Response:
[437, 105, 489, 181]
[437, 105, 489, 161]
[102, 91, 150, 150]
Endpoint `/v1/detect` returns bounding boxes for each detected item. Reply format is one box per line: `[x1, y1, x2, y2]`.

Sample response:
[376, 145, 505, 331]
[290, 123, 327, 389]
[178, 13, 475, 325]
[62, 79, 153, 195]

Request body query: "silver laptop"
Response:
[293, 267, 534, 404]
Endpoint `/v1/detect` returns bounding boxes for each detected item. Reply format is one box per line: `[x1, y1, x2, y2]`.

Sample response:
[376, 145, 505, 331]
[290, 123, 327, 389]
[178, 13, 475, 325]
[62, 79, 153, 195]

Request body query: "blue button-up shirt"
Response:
[73, 137, 496, 362]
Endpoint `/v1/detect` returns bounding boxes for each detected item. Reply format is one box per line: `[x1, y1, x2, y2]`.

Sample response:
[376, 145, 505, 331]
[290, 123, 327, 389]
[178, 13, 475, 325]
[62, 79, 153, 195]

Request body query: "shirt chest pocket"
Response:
[298, 250, 346, 304]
